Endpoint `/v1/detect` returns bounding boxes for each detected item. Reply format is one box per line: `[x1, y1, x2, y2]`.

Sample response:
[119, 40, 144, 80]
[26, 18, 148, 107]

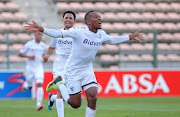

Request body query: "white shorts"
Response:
[52, 69, 64, 80]
[64, 72, 98, 95]
[25, 64, 44, 87]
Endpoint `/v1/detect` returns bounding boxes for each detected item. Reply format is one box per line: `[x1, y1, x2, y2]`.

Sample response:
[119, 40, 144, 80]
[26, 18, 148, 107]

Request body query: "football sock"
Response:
[51, 94, 57, 102]
[37, 87, 44, 106]
[56, 98, 64, 117]
[57, 83, 70, 103]
[85, 106, 96, 117]
[23, 81, 28, 89]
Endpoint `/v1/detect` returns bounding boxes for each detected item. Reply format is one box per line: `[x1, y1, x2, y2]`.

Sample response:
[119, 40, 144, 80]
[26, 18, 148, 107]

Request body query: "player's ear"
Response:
[86, 19, 91, 25]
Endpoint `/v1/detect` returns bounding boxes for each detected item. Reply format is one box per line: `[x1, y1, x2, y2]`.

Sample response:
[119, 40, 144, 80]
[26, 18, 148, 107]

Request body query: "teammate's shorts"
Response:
[64, 71, 98, 95]
[25, 64, 44, 86]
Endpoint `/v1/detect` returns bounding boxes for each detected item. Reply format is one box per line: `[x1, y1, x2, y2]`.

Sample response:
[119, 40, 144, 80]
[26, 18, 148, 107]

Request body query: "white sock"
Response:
[56, 98, 64, 117]
[50, 94, 57, 101]
[23, 81, 28, 89]
[57, 83, 70, 103]
[37, 87, 44, 107]
[86, 106, 96, 117]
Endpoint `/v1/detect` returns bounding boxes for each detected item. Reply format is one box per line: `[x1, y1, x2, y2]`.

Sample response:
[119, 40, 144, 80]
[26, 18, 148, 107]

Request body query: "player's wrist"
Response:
[39, 26, 44, 32]
[129, 34, 134, 40]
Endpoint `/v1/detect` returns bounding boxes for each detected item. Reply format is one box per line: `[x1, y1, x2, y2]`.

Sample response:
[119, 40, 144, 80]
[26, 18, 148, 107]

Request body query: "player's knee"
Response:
[70, 101, 81, 108]
[71, 103, 81, 108]
[88, 94, 97, 103]
[37, 83, 42, 87]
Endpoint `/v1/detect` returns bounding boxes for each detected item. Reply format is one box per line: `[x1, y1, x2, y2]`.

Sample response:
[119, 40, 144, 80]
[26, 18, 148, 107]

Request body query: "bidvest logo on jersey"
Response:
[58, 40, 72, 45]
[83, 39, 102, 46]
[101, 73, 170, 94]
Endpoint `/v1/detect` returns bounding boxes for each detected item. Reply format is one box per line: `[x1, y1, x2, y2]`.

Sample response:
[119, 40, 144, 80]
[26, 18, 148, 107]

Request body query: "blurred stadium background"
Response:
[0, 0, 180, 117]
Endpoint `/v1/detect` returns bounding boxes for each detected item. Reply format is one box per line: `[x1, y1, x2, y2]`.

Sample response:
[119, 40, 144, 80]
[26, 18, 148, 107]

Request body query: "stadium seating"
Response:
[0, 0, 32, 69]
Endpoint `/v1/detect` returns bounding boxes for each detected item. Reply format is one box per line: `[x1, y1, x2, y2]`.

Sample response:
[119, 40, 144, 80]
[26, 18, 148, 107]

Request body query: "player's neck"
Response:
[88, 26, 97, 33]
[64, 27, 71, 30]
[35, 39, 40, 43]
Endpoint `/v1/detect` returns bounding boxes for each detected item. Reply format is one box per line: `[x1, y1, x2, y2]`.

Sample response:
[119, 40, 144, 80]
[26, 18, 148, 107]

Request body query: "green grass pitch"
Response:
[0, 97, 180, 117]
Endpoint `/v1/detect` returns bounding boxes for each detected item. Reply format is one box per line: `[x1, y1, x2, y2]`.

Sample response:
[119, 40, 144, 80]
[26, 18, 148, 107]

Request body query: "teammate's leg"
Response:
[48, 92, 55, 110]
[35, 66, 44, 111]
[36, 83, 44, 111]
[22, 68, 33, 92]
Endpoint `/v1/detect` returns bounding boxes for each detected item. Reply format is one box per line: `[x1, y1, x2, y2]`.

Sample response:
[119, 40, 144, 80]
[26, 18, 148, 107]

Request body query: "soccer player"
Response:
[24, 11, 144, 117]
[43, 11, 76, 117]
[18, 31, 46, 111]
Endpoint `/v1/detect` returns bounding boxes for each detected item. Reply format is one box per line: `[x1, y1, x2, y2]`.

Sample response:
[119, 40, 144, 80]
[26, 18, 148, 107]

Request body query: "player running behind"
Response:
[43, 11, 76, 117]
[19, 31, 46, 111]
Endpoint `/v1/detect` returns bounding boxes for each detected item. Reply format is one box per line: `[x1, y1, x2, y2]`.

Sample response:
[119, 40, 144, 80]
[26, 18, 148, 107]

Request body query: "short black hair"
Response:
[63, 11, 76, 20]
[84, 11, 96, 24]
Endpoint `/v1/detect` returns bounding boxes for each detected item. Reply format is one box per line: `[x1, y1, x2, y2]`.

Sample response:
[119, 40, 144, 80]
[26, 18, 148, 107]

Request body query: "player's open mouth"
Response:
[65, 22, 71, 24]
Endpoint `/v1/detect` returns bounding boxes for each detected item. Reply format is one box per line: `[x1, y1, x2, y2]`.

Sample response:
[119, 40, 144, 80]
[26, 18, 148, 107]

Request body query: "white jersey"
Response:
[44, 26, 129, 79]
[49, 28, 72, 76]
[20, 39, 46, 66]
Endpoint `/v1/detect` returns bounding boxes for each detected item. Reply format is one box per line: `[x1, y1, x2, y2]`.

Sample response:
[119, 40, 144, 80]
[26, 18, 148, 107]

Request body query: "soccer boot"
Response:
[36, 105, 44, 111]
[46, 76, 63, 92]
[48, 92, 54, 110]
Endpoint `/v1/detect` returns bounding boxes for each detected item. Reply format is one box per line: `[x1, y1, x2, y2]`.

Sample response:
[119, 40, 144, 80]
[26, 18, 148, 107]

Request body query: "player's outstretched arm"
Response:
[24, 21, 44, 32]
[129, 29, 144, 43]
[24, 21, 63, 38]
[103, 29, 144, 44]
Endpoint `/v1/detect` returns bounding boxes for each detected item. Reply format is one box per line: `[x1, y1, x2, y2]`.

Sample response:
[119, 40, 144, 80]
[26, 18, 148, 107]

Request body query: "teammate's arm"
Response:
[18, 42, 35, 60]
[43, 47, 55, 62]
[18, 53, 35, 60]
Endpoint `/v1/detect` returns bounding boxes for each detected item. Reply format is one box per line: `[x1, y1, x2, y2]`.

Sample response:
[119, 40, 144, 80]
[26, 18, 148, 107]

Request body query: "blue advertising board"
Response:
[0, 72, 31, 99]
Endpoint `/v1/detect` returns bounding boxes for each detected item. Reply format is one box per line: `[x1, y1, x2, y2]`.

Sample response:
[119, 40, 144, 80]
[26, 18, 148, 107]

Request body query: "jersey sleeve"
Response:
[49, 38, 57, 48]
[19, 42, 29, 54]
[102, 31, 129, 44]
[43, 27, 77, 39]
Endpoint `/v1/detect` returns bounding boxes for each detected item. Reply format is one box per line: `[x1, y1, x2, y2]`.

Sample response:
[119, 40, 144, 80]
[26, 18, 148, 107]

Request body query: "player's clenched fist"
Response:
[43, 55, 49, 62]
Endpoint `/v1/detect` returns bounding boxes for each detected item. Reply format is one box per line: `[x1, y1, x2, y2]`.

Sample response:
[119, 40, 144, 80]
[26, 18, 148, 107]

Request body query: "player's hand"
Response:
[129, 29, 144, 43]
[28, 56, 35, 60]
[43, 55, 49, 62]
[24, 21, 44, 32]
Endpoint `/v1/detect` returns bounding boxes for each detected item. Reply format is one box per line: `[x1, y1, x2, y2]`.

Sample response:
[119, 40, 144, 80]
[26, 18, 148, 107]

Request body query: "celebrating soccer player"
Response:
[24, 11, 144, 117]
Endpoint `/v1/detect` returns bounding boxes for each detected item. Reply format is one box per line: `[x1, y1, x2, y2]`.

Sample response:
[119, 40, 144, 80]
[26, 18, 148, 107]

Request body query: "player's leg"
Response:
[48, 92, 57, 110]
[56, 89, 64, 117]
[36, 82, 44, 111]
[48, 74, 58, 110]
[47, 75, 82, 108]
[57, 76, 82, 108]
[82, 74, 98, 117]
[84, 87, 97, 117]
[22, 67, 33, 92]
[35, 66, 44, 111]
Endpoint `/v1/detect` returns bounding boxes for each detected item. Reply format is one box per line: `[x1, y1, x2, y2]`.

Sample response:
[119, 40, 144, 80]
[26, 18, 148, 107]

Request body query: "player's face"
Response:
[63, 13, 75, 29]
[34, 32, 42, 42]
[90, 12, 102, 29]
